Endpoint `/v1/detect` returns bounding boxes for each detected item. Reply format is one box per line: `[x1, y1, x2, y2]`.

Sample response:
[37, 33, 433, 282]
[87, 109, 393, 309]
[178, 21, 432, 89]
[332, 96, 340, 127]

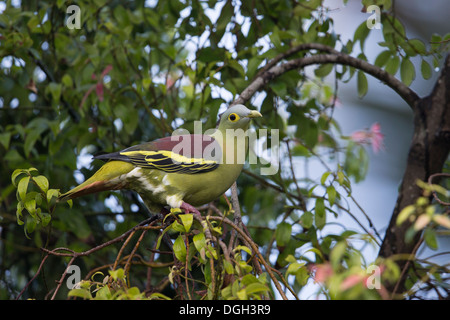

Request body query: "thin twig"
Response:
[19, 216, 161, 299]
[51, 256, 76, 300]
[428, 173, 450, 206]
[208, 216, 292, 300]
[124, 229, 149, 285]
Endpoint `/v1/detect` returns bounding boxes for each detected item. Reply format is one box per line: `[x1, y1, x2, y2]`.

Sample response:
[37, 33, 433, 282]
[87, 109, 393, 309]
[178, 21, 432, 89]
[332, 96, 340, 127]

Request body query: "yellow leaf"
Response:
[414, 214, 431, 231]
[433, 215, 450, 229]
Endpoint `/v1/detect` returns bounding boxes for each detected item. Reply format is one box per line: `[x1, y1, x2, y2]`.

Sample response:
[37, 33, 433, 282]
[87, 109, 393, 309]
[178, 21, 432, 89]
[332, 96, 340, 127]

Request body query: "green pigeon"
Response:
[59, 104, 262, 215]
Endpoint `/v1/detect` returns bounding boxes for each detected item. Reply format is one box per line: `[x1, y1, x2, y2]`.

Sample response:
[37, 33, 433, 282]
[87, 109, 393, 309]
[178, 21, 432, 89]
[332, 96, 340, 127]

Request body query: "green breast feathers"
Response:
[59, 104, 262, 215]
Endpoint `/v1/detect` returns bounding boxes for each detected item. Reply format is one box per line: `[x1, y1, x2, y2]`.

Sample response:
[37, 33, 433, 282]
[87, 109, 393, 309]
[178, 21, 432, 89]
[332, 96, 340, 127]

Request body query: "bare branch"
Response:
[232, 44, 420, 109]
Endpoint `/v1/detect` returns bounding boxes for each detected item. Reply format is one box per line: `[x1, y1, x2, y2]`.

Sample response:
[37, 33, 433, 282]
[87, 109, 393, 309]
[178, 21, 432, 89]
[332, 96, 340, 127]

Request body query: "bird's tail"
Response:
[58, 161, 134, 202]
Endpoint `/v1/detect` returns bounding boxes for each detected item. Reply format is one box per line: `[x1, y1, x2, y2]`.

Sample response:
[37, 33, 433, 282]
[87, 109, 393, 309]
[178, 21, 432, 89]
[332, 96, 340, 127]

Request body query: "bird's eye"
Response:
[228, 113, 239, 122]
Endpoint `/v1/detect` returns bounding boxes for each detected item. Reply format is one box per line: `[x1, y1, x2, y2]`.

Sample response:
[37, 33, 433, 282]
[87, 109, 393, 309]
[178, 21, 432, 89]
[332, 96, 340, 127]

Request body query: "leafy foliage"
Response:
[1, 0, 449, 300]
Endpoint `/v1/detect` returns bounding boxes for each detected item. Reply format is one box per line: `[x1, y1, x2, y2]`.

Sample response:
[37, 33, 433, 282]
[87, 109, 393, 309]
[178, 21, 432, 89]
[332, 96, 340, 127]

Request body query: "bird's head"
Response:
[218, 104, 262, 131]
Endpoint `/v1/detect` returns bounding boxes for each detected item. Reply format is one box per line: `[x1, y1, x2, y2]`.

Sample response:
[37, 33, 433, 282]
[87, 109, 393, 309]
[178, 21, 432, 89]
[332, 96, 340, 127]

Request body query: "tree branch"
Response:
[232, 44, 420, 109]
[378, 54, 450, 294]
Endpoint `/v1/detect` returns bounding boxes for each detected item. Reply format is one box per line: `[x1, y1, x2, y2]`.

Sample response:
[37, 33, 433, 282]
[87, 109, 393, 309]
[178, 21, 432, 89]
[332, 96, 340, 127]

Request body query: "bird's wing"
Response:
[94, 134, 221, 174]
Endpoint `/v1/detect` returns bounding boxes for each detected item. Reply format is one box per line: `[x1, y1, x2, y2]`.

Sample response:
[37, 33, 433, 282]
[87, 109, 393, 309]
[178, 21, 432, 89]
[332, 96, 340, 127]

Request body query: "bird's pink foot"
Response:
[180, 202, 201, 217]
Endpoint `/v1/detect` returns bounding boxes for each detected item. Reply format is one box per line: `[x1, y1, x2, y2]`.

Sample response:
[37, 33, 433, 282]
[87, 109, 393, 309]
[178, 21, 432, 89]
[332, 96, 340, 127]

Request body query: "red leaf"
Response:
[96, 83, 104, 101]
[79, 85, 95, 109]
[100, 64, 113, 79]
[340, 274, 364, 291]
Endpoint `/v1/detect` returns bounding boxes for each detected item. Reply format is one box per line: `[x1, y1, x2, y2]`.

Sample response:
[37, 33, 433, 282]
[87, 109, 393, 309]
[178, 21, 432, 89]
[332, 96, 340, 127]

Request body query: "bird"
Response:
[58, 104, 262, 216]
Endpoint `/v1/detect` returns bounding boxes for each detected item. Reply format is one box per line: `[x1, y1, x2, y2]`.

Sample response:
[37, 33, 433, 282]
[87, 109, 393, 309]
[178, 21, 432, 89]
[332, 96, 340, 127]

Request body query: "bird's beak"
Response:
[247, 110, 263, 118]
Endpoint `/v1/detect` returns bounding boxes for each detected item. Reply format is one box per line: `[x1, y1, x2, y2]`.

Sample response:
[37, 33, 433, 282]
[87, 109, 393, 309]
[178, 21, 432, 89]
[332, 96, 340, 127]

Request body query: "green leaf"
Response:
[295, 114, 319, 148]
[407, 38, 427, 55]
[396, 205, 416, 225]
[27, 15, 40, 30]
[95, 285, 112, 300]
[17, 176, 30, 201]
[424, 228, 438, 250]
[24, 198, 37, 216]
[46, 189, 59, 204]
[314, 64, 333, 77]
[384, 55, 400, 75]
[62, 74, 73, 88]
[353, 21, 371, 50]
[420, 59, 432, 80]
[25, 216, 37, 236]
[357, 71, 368, 98]
[300, 211, 313, 229]
[28, 168, 39, 175]
[244, 282, 269, 295]
[224, 260, 234, 274]
[179, 214, 193, 233]
[38, 211, 51, 226]
[327, 185, 336, 206]
[68, 288, 93, 300]
[269, 27, 282, 49]
[155, 225, 171, 250]
[286, 261, 305, 276]
[0, 132, 11, 149]
[374, 50, 392, 67]
[109, 268, 125, 281]
[24, 129, 43, 157]
[247, 57, 263, 79]
[197, 47, 227, 63]
[315, 198, 325, 216]
[47, 82, 62, 102]
[330, 241, 347, 268]
[315, 198, 326, 229]
[16, 201, 24, 225]
[275, 222, 292, 247]
[12, 169, 27, 187]
[234, 245, 252, 256]
[269, 80, 287, 97]
[294, 265, 309, 286]
[33, 175, 49, 193]
[113, 5, 130, 26]
[430, 33, 442, 50]
[400, 58, 416, 86]
[216, 1, 232, 31]
[115, 104, 139, 135]
[236, 288, 247, 300]
[227, 60, 246, 78]
[149, 292, 172, 300]
[170, 220, 186, 233]
[320, 171, 331, 185]
[173, 235, 187, 261]
[241, 274, 259, 285]
[193, 232, 206, 252]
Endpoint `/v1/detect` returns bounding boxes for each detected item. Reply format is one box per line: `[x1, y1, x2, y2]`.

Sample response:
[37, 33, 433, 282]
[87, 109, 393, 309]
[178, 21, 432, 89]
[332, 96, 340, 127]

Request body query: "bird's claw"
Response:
[180, 202, 201, 217]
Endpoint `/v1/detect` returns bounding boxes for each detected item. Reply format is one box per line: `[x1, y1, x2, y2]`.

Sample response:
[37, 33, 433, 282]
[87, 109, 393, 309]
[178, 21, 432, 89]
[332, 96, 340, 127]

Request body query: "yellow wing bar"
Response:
[120, 150, 218, 174]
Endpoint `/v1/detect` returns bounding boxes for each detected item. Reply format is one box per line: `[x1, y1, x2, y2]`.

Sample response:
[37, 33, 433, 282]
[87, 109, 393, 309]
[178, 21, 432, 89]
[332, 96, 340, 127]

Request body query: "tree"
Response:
[1, 0, 449, 300]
